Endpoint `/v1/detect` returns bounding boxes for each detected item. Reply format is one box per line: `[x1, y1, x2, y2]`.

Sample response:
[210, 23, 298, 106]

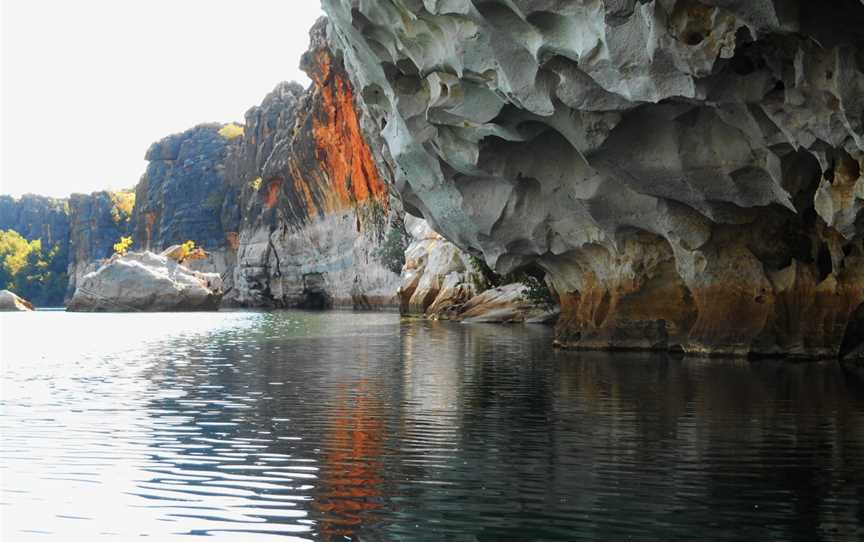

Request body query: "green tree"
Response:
[0, 229, 68, 306]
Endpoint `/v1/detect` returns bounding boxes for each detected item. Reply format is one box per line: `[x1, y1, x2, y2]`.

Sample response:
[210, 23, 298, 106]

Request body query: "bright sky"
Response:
[0, 0, 324, 198]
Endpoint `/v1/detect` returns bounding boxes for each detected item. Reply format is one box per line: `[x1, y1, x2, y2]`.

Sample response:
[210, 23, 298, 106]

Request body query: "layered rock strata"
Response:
[228, 19, 401, 309]
[400, 216, 558, 322]
[325, 0, 864, 357]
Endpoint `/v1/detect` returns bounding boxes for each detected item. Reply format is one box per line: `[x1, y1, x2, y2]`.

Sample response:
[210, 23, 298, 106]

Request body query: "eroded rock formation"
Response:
[324, 0, 864, 357]
[400, 216, 480, 316]
[228, 19, 401, 309]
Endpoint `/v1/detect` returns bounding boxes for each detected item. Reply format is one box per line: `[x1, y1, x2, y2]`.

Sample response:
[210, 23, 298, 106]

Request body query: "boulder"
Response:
[67, 251, 223, 312]
[0, 290, 35, 312]
[399, 216, 481, 316]
[458, 284, 558, 324]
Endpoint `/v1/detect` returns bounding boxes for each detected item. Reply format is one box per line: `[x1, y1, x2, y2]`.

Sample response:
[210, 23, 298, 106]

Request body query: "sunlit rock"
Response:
[0, 290, 35, 312]
[325, 0, 864, 357]
[228, 19, 401, 309]
[399, 216, 479, 316]
[67, 251, 222, 312]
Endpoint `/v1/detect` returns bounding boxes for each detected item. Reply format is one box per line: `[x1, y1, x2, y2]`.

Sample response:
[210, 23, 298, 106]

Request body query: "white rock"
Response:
[0, 290, 34, 312]
[67, 251, 223, 312]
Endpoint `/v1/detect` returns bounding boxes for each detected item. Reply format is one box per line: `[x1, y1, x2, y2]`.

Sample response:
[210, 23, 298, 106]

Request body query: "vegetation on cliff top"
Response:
[218, 123, 244, 140]
[109, 191, 136, 224]
[0, 229, 68, 306]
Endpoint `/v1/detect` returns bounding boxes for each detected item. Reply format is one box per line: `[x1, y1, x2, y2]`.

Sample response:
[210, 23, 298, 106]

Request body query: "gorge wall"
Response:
[0, 192, 132, 304]
[0, 18, 403, 311]
[323, 0, 864, 358]
[227, 19, 401, 309]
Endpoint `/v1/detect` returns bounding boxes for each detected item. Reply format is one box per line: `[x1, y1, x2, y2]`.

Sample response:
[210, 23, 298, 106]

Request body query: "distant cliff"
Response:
[0, 18, 402, 309]
[0, 191, 132, 305]
[0, 195, 70, 249]
[66, 191, 134, 298]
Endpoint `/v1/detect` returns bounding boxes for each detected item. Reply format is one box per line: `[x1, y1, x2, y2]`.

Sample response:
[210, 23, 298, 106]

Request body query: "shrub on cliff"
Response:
[218, 123, 244, 140]
[374, 222, 409, 274]
[109, 191, 136, 224]
[113, 236, 133, 256]
[179, 240, 196, 261]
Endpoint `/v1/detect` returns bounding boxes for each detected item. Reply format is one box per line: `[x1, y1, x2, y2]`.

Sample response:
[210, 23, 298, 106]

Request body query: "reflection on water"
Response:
[1, 311, 863, 541]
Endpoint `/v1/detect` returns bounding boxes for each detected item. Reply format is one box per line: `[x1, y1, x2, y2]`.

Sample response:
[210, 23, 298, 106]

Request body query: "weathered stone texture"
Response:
[324, 0, 864, 357]
[67, 251, 222, 312]
[66, 191, 132, 298]
[229, 19, 400, 309]
[0, 195, 70, 249]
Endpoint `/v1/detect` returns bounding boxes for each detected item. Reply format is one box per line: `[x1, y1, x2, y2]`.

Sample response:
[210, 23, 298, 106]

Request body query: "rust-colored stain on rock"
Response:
[310, 50, 388, 213]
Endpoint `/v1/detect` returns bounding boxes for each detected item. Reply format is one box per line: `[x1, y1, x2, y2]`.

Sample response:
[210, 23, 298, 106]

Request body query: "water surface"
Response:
[1, 310, 863, 540]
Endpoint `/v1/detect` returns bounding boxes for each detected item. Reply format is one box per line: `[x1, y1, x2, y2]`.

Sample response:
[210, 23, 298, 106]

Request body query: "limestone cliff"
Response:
[228, 19, 401, 308]
[324, 0, 864, 357]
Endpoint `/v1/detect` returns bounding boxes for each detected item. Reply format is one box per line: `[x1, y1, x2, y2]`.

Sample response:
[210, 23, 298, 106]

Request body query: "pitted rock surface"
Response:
[325, 0, 864, 357]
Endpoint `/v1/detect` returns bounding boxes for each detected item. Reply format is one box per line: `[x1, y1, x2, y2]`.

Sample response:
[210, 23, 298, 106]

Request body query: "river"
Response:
[1, 310, 863, 541]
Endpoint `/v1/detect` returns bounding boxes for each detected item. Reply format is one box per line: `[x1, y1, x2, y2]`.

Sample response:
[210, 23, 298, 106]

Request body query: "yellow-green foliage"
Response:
[179, 240, 196, 260]
[0, 230, 40, 278]
[0, 229, 67, 306]
[109, 191, 136, 224]
[218, 123, 244, 140]
[113, 236, 133, 256]
[250, 177, 262, 191]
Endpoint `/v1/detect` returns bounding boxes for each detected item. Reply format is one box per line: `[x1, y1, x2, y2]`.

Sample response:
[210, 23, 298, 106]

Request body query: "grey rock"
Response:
[0, 290, 35, 312]
[324, 0, 864, 357]
[67, 251, 222, 312]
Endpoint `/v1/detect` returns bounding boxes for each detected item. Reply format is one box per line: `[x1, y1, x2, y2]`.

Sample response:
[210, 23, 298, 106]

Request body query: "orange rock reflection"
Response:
[313, 379, 387, 540]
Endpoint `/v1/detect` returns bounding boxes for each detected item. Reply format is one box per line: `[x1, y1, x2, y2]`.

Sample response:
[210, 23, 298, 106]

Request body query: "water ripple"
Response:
[2, 311, 863, 541]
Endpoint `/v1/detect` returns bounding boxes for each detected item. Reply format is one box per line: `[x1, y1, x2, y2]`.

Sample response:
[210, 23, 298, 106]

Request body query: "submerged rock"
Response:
[0, 290, 35, 312]
[67, 252, 222, 312]
[325, 1, 864, 357]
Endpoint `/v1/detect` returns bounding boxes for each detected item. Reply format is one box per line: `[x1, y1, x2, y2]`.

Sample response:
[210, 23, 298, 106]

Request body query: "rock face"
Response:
[0, 191, 135, 304]
[228, 19, 401, 309]
[0, 290, 35, 312]
[66, 191, 133, 299]
[400, 216, 558, 322]
[325, 1, 864, 357]
[0, 195, 70, 249]
[67, 251, 222, 312]
[131, 124, 241, 297]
